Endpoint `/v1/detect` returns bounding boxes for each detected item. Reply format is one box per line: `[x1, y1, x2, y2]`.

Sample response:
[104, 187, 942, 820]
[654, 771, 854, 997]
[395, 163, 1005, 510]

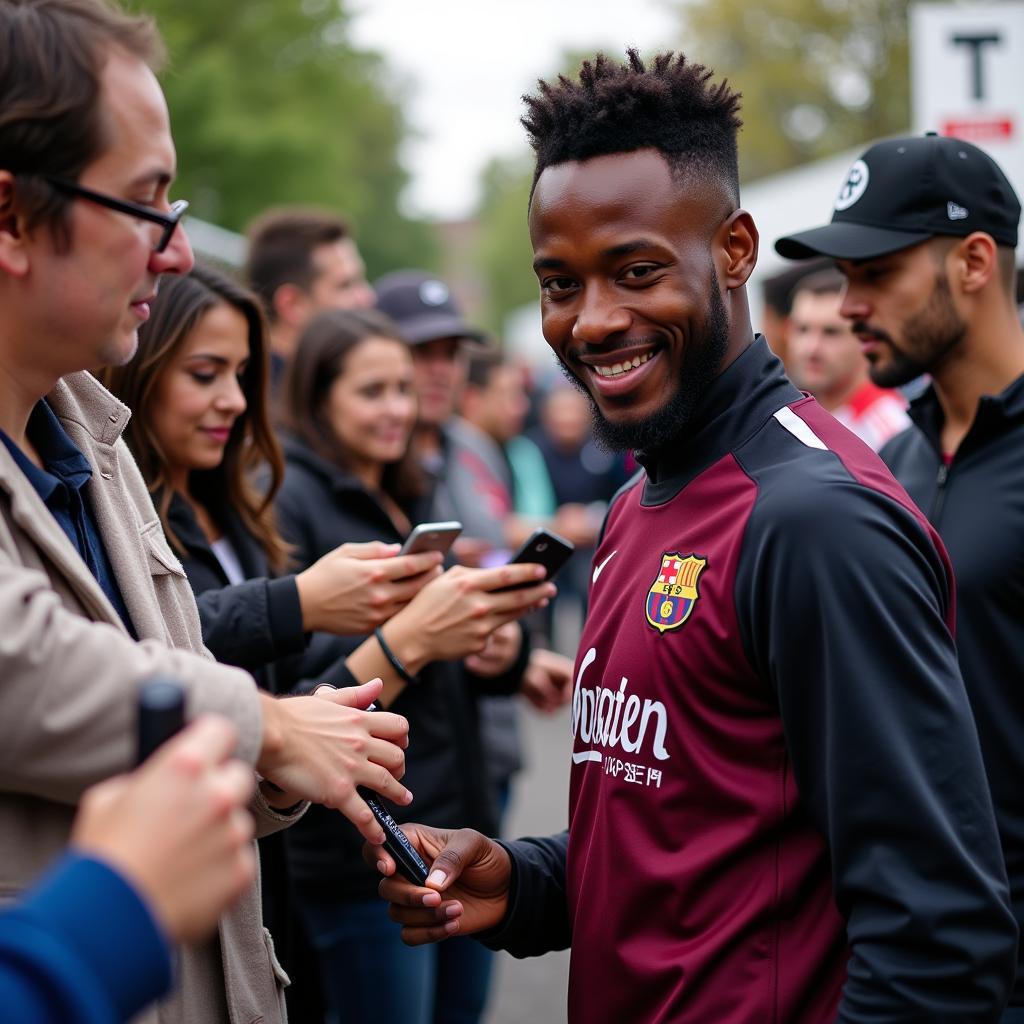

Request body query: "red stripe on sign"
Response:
[943, 118, 1014, 141]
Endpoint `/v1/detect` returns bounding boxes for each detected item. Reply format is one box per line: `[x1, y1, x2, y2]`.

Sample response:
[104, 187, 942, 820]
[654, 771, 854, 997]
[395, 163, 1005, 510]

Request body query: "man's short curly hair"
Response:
[522, 49, 742, 204]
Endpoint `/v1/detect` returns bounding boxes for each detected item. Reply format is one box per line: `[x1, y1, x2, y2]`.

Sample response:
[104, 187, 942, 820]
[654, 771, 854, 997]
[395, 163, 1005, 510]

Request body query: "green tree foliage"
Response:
[133, 0, 436, 275]
[672, 0, 933, 182]
[473, 154, 536, 335]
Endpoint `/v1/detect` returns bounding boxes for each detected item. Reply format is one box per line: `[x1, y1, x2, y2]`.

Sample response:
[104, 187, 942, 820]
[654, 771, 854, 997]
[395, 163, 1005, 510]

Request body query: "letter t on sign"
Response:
[951, 32, 1002, 100]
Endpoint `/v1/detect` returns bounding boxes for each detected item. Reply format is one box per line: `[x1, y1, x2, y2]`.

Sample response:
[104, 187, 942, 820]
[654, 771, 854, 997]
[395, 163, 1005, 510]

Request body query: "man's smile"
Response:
[576, 342, 662, 387]
[591, 350, 655, 378]
[575, 346, 664, 399]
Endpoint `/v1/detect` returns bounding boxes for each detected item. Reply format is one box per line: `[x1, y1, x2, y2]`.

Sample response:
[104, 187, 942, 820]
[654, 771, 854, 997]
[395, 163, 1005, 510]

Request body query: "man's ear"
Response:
[950, 232, 998, 296]
[272, 282, 312, 327]
[0, 172, 31, 278]
[717, 209, 758, 291]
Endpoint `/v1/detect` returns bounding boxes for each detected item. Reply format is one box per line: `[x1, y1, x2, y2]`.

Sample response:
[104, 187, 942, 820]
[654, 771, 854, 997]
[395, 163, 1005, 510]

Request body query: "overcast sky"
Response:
[348, 0, 679, 221]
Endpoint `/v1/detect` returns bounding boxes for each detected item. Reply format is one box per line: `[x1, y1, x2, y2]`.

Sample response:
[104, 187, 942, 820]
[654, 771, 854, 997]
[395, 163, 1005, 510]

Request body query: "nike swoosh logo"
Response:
[592, 550, 618, 584]
[572, 750, 603, 764]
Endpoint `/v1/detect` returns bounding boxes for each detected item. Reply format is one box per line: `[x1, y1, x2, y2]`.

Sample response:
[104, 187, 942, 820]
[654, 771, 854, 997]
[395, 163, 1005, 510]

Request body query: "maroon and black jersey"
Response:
[489, 340, 1015, 1023]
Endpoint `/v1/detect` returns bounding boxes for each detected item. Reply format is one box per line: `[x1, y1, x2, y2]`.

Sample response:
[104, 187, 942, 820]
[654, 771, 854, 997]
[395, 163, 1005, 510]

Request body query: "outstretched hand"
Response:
[382, 563, 555, 672]
[363, 823, 512, 945]
[296, 541, 443, 635]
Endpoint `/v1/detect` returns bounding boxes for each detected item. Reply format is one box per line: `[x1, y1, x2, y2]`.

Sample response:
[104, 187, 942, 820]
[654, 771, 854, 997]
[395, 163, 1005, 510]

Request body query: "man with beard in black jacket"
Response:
[777, 131, 1024, 1022]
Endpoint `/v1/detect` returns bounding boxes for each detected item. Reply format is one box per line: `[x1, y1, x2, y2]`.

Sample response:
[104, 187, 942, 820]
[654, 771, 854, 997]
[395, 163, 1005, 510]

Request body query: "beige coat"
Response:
[0, 370, 303, 1024]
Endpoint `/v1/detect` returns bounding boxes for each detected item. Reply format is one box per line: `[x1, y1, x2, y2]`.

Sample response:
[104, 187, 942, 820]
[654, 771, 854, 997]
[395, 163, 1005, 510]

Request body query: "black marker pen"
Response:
[362, 702, 429, 885]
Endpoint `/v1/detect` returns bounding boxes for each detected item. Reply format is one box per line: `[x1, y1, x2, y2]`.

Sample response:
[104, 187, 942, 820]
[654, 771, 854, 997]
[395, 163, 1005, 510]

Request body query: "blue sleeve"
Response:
[0, 853, 172, 1024]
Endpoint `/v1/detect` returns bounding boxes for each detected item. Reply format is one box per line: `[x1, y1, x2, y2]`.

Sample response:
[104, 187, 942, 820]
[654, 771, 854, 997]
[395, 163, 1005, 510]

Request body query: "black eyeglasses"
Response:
[44, 176, 189, 253]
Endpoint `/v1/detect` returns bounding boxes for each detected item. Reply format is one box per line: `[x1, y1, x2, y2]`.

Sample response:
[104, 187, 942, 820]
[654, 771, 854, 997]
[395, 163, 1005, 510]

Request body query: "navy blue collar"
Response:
[0, 400, 92, 503]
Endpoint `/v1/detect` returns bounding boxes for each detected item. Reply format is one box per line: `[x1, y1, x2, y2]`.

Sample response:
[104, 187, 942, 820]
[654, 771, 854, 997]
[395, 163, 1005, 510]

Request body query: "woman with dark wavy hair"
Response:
[102, 263, 440, 679]
[106, 264, 287, 566]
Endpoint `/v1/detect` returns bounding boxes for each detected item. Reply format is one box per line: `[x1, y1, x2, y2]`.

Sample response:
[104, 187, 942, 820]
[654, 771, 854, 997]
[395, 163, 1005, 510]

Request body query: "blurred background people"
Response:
[457, 348, 555, 539]
[458, 351, 613, 653]
[755, 258, 832, 378]
[374, 272, 575, 850]
[245, 207, 375, 387]
[526, 380, 631, 647]
[786, 269, 910, 451]
[274, 307, 551, 1024]
[458, 349, 601, 555]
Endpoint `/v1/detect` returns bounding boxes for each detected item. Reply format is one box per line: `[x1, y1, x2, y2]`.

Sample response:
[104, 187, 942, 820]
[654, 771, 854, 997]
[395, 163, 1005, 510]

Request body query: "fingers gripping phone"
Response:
[398, 521, 463, 557]
[497, 528, 575, 591]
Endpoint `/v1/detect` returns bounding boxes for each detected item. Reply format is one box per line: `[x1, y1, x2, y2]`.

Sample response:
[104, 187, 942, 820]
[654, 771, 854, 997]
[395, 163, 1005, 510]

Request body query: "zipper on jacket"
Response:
[931, 462, 949, 525]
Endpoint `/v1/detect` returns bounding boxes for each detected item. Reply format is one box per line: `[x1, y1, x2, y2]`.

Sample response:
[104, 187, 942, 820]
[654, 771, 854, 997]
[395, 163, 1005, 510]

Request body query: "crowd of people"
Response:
[2, 2, 1024, 1024]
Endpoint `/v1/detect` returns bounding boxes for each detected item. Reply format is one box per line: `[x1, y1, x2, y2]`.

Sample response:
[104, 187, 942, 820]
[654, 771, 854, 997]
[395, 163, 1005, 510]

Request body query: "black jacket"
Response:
[165, 492, 306, 692]
[882, 371, 1024, 1005]
[275, 436, 528, 903]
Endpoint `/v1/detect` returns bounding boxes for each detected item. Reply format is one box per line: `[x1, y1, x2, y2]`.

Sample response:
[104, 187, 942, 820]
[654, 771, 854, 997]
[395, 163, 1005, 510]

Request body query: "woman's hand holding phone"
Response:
[379, 563, 555, 672]
[296, 540, 443, 636]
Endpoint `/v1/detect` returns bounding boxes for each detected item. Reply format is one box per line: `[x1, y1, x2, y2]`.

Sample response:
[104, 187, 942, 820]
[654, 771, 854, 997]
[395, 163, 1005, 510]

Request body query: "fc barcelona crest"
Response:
[645, 553, 707, 634]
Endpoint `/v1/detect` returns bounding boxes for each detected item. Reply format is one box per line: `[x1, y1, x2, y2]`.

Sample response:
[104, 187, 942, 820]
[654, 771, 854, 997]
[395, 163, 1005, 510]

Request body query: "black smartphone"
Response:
[496, 528, 575, 591]
[398, 521, 463, 557]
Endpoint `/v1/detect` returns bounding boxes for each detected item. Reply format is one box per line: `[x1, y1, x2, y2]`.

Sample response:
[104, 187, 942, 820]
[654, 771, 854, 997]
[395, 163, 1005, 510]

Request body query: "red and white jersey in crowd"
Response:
[832, 381, 911, 451]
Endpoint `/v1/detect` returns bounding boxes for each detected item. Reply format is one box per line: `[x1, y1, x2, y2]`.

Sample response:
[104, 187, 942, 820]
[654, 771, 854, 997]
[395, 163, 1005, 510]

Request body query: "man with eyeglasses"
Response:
[46, 175, 190, 256]
[0, 3, 416, 1022]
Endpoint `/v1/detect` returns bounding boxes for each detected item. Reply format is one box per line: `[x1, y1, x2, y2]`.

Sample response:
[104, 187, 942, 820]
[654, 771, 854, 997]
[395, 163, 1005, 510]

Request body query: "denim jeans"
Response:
[299, 895, 494, 1024]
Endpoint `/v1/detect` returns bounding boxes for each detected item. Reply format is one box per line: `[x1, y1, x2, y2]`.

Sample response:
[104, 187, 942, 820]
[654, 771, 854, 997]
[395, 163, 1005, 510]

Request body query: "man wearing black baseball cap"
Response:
[779, 132, 1024, 1021]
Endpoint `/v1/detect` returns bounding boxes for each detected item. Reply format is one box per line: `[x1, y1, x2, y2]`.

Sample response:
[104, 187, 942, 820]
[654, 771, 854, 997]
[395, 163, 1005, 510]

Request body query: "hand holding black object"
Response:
[363, 824, 512, 946]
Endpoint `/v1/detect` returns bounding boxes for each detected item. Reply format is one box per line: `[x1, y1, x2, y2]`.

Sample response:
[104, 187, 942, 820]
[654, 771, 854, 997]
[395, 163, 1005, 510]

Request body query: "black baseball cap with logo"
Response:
[374, 269, 489, 347]
[775, 132, 1021, 261]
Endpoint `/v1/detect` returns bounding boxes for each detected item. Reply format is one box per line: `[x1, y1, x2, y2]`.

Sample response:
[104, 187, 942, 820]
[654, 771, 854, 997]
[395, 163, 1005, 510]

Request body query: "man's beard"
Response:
[557, 275, 731, 454]
[861, 271, 966, 389]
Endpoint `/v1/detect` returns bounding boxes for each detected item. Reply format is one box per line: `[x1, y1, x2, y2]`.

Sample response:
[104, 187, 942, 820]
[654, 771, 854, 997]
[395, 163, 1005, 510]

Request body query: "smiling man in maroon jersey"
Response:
[366, 51, 1018, 1022]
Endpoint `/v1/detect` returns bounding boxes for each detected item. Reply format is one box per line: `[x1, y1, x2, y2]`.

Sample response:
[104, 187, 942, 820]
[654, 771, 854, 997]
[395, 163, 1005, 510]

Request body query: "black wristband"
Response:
[374, 627, 419, 685]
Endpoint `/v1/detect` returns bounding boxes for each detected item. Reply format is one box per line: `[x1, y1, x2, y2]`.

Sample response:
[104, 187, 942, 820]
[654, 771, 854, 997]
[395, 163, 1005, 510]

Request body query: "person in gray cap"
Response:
[777, 131, 1024, 1022]
[373, 269, 528, 1022]
[374, 270, 486, 487]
